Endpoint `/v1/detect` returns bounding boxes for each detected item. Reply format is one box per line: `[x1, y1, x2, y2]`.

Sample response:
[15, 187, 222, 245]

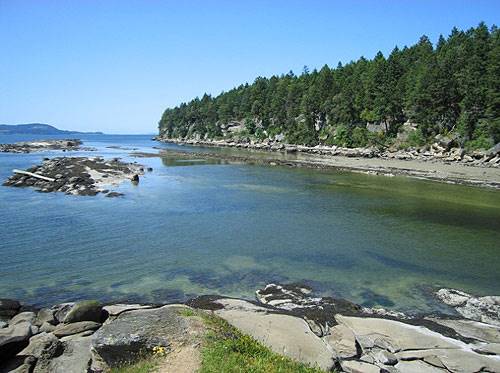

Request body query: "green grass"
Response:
[107, 309, 327, 373]
[199, 312, 326, 373]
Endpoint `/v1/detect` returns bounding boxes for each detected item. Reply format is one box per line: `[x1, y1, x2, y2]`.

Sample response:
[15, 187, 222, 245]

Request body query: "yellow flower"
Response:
[152, 346, 167, 356]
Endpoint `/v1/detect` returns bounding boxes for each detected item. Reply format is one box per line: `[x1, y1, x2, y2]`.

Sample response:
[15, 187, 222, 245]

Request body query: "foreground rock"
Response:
[0, 139, 88, 153]
[1, 286, 500, 373]
[91, 304, 203, 369]
[2, 157, 144, 197]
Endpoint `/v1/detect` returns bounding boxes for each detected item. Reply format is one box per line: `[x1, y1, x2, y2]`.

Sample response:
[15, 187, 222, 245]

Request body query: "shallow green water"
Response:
[0, 134, 499, 313]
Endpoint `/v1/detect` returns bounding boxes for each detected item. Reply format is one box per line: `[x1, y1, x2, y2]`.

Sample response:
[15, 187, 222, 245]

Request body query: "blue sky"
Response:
[1, 1, 499, 134]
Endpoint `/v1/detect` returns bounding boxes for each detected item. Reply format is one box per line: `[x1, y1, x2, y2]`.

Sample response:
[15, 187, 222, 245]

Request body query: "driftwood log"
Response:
[12, 169, 55, 182]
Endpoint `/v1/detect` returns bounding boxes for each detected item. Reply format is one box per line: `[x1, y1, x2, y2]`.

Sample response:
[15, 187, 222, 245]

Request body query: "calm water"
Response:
[0, 134, 499, 313]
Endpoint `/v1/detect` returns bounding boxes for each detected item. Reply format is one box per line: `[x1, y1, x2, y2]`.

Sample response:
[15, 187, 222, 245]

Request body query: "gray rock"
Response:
[17, 332, 61, 359]
[373, 349, 397, 365]
[0, 322, 34, 359]
[33, 335, 92, 373]
[103, 303, 153, 317]
[9, 312, 36, 326]
[0, 299, 20, 318]
[335, 315, 460, 352]
[436, 288, 500, 326]
[396, 348, 500, 373]
[474, 342, 500, 355]
[215, 299, 336, 371]
[487, 142, 500, 156]
[60, 330, 95, 341]
[53, 303, 75, 323]
[395, 360, 446, 372]
[39, 322, 56, 333]
[35, 308, 57, 326]
[53, 321, 101, 338]
[323, 323, 358, 359]
[426, 317, 500, 343]
[63, 300, 103, 324]
[340, 360, 380, 373]
[0, 321, 7, 329]
[92, 304, 193, 367]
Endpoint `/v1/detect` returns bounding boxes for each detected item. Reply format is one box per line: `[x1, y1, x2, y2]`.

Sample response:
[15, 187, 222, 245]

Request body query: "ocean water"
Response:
[0, 134, 499, 313]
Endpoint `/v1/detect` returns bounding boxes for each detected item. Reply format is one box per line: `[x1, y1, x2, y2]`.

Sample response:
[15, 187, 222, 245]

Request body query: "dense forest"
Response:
[159, 23, 499, 150]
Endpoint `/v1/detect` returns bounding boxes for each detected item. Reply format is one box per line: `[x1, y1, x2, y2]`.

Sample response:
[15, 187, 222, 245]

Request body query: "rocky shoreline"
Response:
[152, 136, 500, 188]
[156, 136, 500, 169]
[0, 139, 93, 153]
[2, 157, 147, 197]
[1, 285, 499, 373]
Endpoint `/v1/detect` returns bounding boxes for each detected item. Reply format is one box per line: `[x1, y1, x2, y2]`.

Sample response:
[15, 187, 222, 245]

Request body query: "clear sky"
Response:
[1, 1, 499, 134]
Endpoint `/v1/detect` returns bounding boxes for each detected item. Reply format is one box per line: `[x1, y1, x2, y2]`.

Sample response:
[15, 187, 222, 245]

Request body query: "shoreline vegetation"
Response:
[1, 284, 499, 373]
[157, 24, 500, 188]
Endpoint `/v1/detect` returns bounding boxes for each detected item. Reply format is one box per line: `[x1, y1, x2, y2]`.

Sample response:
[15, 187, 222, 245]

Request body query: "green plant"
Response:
[199, 313, 326, 373]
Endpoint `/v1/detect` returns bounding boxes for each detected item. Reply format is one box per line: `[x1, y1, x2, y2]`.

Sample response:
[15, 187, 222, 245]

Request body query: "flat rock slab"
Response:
[214, 298, 335, 371]
[427, 317, 500, 343]
[340, 360, 380, 373]
[53, 321, 101, 338]
[394, 359, 448, 372]
[335, 314, 463, 352]
[102, 304, 154, 317]
[396, 348, 500, 373]
[91, 304, 194, 368]
[323, 323, 358, 359]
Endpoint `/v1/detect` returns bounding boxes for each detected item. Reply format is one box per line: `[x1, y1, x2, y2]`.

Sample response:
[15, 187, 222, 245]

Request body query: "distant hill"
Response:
[0, 123, 103, 135]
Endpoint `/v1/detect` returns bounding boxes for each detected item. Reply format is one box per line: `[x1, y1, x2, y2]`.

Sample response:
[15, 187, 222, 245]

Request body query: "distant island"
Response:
[0, 123, 103, 135]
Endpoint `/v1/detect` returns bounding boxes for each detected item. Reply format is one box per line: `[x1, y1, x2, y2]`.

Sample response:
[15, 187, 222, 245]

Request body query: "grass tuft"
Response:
[199, 312, 326, 373]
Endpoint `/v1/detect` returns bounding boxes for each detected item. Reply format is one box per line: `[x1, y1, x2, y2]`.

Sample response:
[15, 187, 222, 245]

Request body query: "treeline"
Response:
[159, 23, 499, 149]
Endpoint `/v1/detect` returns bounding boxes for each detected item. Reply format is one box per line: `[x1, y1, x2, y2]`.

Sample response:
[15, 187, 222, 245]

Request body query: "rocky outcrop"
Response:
[0, 139, 88, 153]
[3, 157, 145, 197]
[1, 286, 500, 373]
[232, 284, 500, 372]
[436, 288, 500, 326]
